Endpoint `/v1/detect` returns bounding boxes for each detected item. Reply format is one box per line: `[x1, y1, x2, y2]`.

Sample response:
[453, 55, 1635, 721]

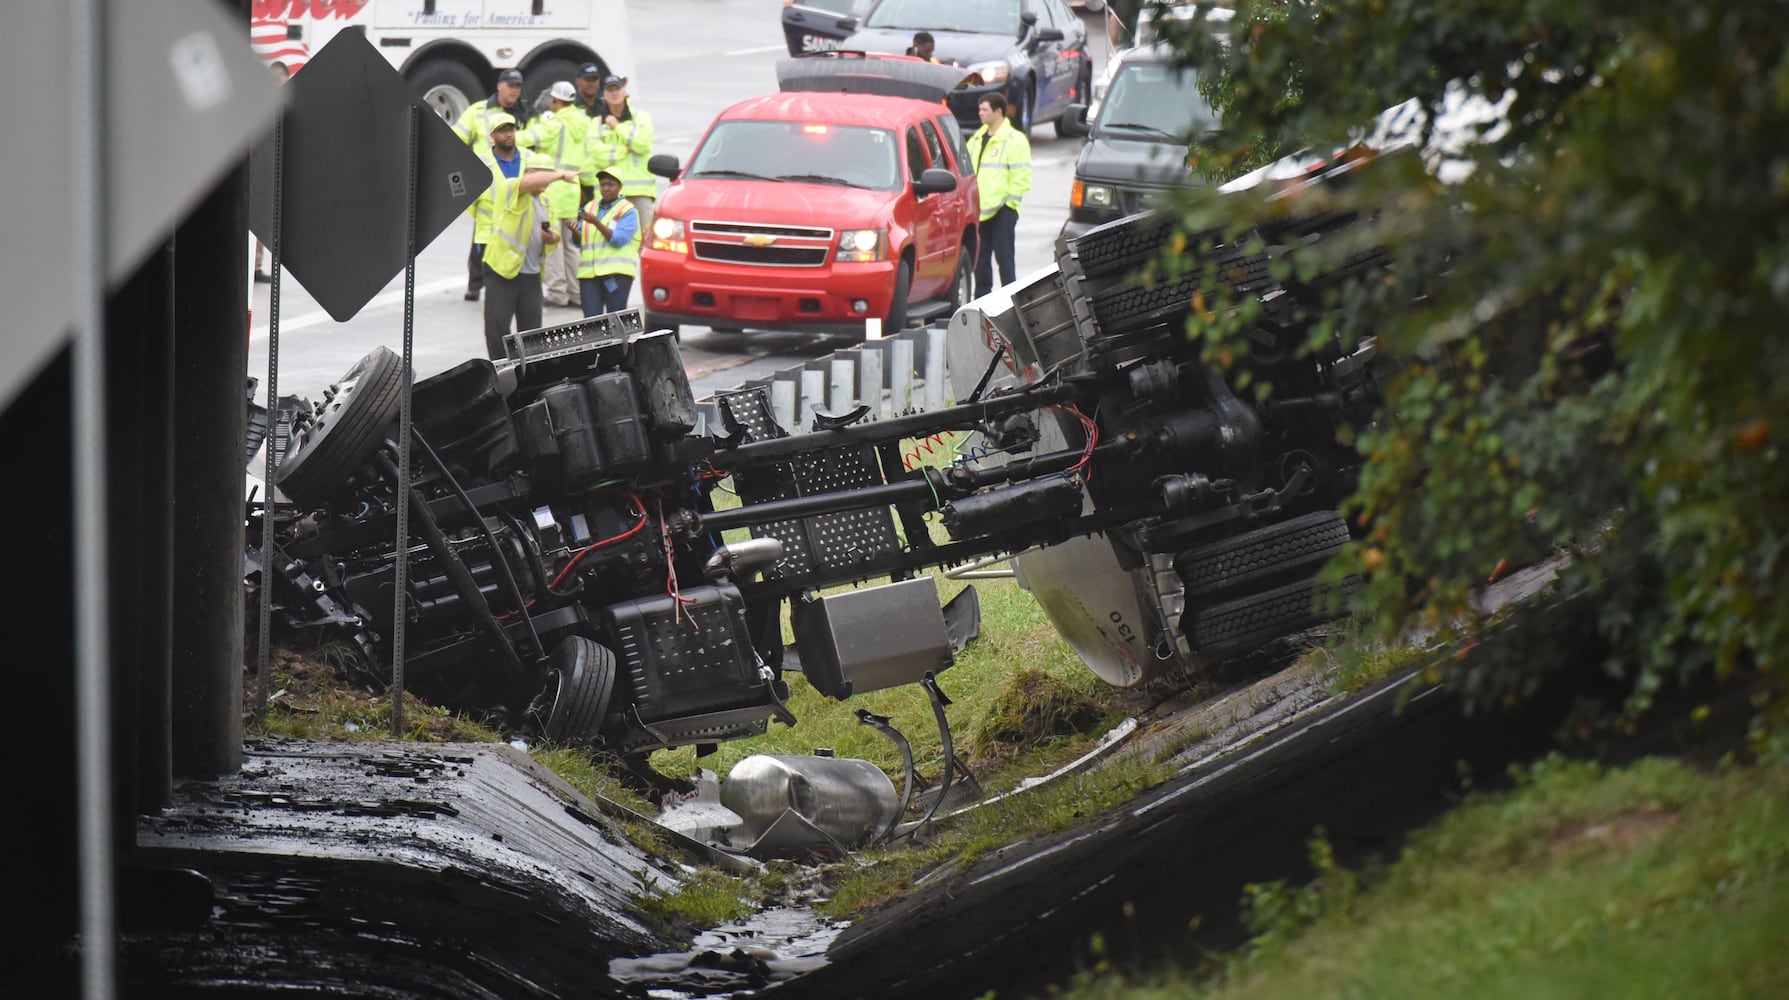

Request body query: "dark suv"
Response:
[1056, 40, 1218, 239]
[839, 0, 1092, 136]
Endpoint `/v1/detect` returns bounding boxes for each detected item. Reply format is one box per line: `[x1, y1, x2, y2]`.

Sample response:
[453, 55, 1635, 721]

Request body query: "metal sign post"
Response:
[392, 104, 420, 739]
[255, 112, 285, 721]
[72, 1, 113, 996]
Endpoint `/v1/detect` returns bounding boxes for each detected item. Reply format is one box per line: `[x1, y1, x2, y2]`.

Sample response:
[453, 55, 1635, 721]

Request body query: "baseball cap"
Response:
[578, 62, 602, 78]
[602, 75, 626, 89]
[487, 112, 517, 132]
[497, 68, 523, 85]
[548, 80, 576, 102]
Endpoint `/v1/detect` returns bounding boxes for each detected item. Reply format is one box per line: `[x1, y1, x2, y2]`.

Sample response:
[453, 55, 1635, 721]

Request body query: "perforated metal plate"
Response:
[718, 387, 901, 584]
[503, 307, 646, 366]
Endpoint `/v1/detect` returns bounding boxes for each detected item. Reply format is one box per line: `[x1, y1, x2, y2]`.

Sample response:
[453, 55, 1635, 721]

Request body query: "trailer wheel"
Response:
[1187, 574, 1361, 660]
[1175, 511, 1351, 602]
[274, 346, 406, 509]
[410, 59, 482, 125]
[542, 636, 616, 744]
[1065, 213, 1178, 280]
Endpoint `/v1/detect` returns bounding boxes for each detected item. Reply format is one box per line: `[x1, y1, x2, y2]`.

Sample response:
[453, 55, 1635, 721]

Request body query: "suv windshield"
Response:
[1097, 62, 1218, 140]
[866, 0, 1018, 35]
[687, 120, 902, 192]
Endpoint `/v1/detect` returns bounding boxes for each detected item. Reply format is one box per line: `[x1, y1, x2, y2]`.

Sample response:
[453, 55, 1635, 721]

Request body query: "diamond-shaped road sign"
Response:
[0, 0, 282, 414]
[248, 29, 488, 323]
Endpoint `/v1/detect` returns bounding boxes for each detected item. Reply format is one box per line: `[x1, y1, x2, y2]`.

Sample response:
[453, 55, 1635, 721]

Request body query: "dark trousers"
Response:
[483, 263, 542, 360]
[974, 206, 1019, 297]
[467, 241, 485, 295]
[581, 274, 633, 317]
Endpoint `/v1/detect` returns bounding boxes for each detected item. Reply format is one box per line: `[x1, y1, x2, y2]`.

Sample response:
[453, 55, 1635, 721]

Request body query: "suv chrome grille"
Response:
[690, 220, 834, 241]
[689, 218, 834, 268]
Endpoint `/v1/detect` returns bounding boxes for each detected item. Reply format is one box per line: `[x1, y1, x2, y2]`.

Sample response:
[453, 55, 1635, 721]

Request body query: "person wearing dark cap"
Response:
[572, 62, 606, 119]
[575, 169, 641, 317]
[906, 31, 940, 62]
[582, 75, 658, 240]
[454, 68, 534, 300]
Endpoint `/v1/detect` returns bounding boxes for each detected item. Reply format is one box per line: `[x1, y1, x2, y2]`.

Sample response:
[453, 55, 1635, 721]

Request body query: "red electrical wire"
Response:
[1055, 405, 1098, 476]
[903, 429, 959, 470]
[500, 494, 651, 621]
[550, 492, 649, 591]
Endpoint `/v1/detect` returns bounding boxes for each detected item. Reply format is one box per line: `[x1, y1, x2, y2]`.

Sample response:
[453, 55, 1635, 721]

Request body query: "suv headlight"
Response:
[967, 60, 1009, 85]
[836, 228, 885, 263]
[1071, 180, 1115, 209]
[650, 217, 687, 254]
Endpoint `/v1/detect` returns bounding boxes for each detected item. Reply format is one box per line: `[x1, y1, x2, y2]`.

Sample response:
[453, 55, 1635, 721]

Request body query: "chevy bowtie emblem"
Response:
[743, 234, 777, 247]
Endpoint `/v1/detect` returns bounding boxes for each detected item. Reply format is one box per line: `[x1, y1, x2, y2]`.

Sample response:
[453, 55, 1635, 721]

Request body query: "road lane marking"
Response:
[249, 276, 466, 341]
[724, 44, 785, 56]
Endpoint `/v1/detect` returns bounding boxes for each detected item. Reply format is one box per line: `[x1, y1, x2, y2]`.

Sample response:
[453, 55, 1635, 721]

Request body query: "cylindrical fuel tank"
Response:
[720, 754, 899, 852]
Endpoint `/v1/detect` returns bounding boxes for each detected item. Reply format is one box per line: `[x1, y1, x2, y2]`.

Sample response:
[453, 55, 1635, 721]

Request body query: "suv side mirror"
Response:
[1035, 26, 1065, 43]
[837, 15, 857, 31]
[912, 167, 957, 196]
[1058, 103, 1090, 138]
[648, 153, 681, 180]
[1018, 9, 1036, 39]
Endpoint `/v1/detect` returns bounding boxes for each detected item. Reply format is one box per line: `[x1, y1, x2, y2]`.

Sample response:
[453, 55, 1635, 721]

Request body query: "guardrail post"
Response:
[830, 355, 857, 417]
[771, 376, 798, 436]
[858, 345, 885, 421]
[890, 338, 915, 415]
[924, 325, 949, 412]
[799, 368, 826, 434]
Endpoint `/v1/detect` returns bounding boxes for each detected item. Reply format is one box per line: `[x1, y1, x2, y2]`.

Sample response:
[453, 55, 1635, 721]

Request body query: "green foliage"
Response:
[1163, 0, 1789, 723]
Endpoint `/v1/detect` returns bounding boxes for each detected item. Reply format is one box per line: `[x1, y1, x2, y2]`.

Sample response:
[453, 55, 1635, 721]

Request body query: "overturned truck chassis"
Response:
[248, 205, 1386, 767]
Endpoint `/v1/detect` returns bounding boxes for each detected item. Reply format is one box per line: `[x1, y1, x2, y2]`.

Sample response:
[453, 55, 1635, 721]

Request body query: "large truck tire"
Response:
[1175, 511, 1351, 601]
[274, 346, 406, 509]
[1187, 573, 1361, 660]
[542, 635, 617, 744]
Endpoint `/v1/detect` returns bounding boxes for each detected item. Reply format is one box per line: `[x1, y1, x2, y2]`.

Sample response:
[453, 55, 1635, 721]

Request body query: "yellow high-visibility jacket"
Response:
[583, 105, 656, 200]
[967, 120, 1033, 221]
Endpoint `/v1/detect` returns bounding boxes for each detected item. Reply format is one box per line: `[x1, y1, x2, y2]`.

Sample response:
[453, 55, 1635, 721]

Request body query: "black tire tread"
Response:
[545, 636, 616, 743]
[1190, 574, 1361, 659]
[1176, 511, 1351, 600]
[274, 347, 406, 508]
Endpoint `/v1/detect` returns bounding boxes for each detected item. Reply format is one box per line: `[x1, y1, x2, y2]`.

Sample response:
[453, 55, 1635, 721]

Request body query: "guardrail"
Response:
[696, 323, 953, 437]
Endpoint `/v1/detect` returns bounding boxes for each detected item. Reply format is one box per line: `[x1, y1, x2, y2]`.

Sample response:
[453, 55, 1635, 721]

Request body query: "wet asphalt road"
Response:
[248, 1, 1112, 408]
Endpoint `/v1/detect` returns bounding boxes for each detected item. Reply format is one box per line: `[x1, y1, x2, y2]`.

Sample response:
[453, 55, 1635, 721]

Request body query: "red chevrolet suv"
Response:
[640, 55, 980, 338]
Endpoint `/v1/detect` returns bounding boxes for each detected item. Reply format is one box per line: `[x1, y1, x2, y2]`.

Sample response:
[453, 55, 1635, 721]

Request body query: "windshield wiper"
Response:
[1100, 121, 1177, 139]
[691, 169, 781, 181]
[777, 173, 856, 187]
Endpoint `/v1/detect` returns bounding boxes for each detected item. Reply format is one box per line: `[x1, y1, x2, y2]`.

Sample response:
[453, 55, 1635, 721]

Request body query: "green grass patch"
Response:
[632, 865, 758, 932]
[1045, 753, 1789, 999]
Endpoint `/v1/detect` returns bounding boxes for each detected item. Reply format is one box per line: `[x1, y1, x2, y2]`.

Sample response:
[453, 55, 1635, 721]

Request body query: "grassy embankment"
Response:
[1041, 751, 1789, 1000]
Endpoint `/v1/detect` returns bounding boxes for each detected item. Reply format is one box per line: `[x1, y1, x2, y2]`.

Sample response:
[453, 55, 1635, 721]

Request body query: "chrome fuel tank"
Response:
[721, 754, 899, 855]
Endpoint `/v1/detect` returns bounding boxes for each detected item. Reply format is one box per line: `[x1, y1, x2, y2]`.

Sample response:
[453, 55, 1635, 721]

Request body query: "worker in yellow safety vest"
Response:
[584, 75, 658, 239]
[518, 81, 590, 309]
[575, 169, 642, 317]
[480, 149, 576, 361]
[968, 92, 1032, 297]
[453, 68, 532, 300]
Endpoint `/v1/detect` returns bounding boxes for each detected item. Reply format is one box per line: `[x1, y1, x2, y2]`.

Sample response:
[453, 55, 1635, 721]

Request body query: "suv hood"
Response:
[1077, 133, 1194, 189]
[839, 28, 1014, 69]
[777, 55, 976, 102]
[660, 178, 898, 228]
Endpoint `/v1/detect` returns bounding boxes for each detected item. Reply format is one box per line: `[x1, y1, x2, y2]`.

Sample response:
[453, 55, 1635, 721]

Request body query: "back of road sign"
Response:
[248, 28, 487, 323]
